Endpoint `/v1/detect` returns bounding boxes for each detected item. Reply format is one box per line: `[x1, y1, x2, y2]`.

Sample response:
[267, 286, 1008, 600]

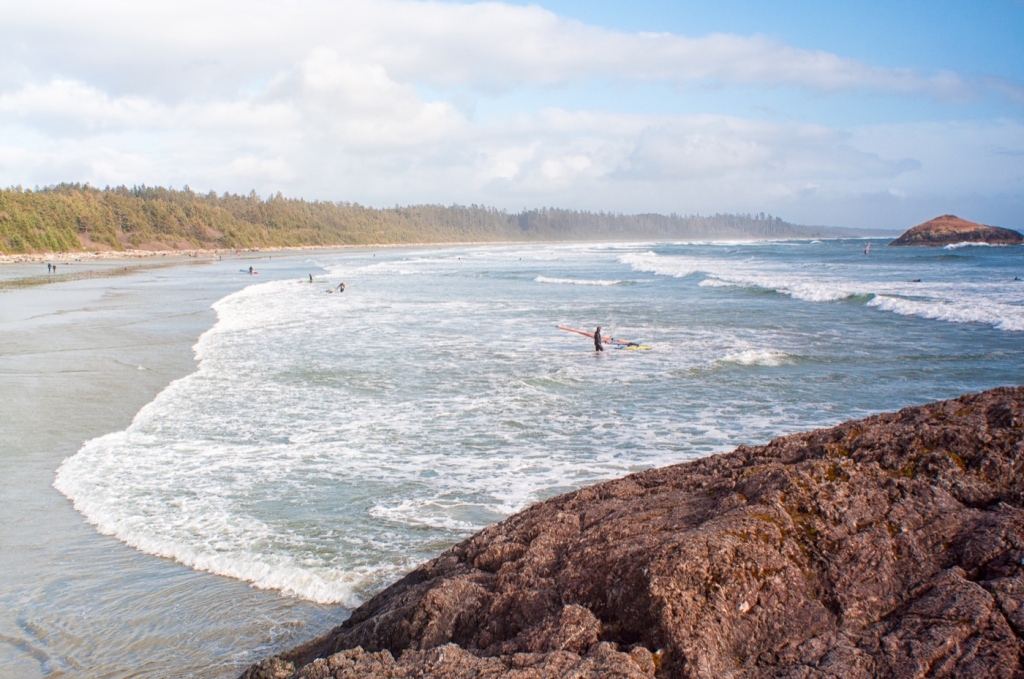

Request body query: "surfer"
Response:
[248, 266, 254, 275]
[556, 325, 649, 350]
[337, 281, 346, 293]
[309, 274, 313, 283]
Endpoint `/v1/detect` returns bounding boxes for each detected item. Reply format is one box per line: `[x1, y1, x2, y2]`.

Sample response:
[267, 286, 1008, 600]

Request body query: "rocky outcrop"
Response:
[889, 214, 1023, 247]
[242, 387, 1024, 679]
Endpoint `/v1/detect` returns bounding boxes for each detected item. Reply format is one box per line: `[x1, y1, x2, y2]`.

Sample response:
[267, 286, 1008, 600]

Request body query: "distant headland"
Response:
[889, 214, 1023, 247]
[1, 183, 879, 256]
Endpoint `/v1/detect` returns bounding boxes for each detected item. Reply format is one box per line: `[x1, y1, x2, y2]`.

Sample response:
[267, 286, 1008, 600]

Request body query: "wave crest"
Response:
[535, 275, 622, 286]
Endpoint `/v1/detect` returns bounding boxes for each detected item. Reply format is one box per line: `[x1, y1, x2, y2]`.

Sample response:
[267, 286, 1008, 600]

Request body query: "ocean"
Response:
[11, 239, 1024, 676]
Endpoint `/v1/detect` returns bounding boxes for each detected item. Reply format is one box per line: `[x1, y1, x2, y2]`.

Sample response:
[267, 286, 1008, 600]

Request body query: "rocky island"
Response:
[243, 387, 1024, 679]
[889, 214, 1023, 247]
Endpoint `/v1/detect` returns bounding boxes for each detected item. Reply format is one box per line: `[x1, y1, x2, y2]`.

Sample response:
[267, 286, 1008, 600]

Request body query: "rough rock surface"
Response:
[889, 214, 1023, 247]
[242, 387, 1024, 679]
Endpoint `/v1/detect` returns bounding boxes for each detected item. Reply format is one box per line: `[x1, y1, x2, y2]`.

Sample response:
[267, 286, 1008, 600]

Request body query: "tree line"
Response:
[0, 183, 837, 254]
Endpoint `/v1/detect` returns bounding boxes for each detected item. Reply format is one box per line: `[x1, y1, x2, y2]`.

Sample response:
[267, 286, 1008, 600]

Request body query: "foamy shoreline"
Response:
[0, 245, 326, 265]
[0, 252, 344, 678]
[0, 241, 509, 266]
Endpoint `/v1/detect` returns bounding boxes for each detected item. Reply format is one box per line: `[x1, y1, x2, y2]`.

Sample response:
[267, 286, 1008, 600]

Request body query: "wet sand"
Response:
[0, 256, 345, 678]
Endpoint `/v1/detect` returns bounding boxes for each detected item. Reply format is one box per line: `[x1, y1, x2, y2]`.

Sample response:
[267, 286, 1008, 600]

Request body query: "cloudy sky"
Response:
[1, 0, 1022, 229]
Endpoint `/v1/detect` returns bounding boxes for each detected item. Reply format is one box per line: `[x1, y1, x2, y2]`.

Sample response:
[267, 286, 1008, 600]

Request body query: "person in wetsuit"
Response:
[594, 326, 604, 352]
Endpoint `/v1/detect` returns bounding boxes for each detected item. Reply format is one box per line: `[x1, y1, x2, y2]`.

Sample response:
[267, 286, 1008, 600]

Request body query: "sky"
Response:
[1, 0, 1022, 230]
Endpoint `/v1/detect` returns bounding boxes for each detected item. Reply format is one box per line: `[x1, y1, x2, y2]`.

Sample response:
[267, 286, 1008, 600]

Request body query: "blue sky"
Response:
[1, 0, 1022, 230]
[527, 1, 1023, 75]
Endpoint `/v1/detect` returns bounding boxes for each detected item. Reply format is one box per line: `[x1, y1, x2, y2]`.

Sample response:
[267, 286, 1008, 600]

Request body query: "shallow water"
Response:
[50, 238, 1024, 623]
[1, 255, 343, 678]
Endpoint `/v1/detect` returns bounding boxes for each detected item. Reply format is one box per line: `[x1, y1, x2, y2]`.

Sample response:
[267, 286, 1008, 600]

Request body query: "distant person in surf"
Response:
[309, 274, 313, 283]
[337, 281, 346, 293]
[248, 266, 254, 275]
[594, 326, 604, 352]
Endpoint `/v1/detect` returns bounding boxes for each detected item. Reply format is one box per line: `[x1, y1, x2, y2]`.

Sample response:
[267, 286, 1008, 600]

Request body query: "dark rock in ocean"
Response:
[889, 214, 1023, 247]
[242, 387, 1024, 678]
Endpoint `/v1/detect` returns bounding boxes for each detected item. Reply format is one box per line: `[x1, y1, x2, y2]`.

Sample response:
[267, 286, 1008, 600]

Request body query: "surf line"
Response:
[556, 325, 651, 350]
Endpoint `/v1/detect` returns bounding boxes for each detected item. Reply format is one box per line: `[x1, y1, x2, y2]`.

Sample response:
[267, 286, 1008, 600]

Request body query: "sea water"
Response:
[54, 240, 1024, 615]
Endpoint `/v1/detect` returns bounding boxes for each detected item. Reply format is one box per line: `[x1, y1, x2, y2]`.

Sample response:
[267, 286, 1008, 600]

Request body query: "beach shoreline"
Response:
[0, 254, 344, 678]
[0, 244, 341, 265]
[0, 241, 506, 266]
[0, 233, 858, 267]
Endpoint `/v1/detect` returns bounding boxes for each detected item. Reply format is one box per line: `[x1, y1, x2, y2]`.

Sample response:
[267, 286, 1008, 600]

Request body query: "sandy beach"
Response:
[0, 254, 344, 678]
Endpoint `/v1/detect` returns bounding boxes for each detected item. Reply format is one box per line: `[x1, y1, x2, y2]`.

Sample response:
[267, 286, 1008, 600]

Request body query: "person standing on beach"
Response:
[594, 326, 604, 352]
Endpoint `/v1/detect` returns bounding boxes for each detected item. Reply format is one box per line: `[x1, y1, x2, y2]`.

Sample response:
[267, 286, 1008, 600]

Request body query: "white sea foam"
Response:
[53, 264, 715, 605]
[621, 250, 1024, 331]
[627, 251, 865, 301]
[718, 349, 794, 367]
[867, 293, 1024, 332]
[943, 241, 1007, 250]
[534, 275, 622, 286]
[620, 251, 704, 278]
[51, 242, 1023, 610]
[698, 276, 860, 302]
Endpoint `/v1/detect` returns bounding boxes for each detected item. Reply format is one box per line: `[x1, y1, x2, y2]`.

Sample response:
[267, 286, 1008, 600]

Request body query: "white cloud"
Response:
[289, 48, 465, 149]
[0, 73, 1016, 227]
[0, 0, 1021, 230]
[0, 80, 165, 132]
[1, 0, 981, 100]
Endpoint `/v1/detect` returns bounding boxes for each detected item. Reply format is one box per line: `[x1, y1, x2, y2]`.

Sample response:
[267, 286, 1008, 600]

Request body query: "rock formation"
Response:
[889, 214, 1023, 247]
[242, 387, 1024, 679]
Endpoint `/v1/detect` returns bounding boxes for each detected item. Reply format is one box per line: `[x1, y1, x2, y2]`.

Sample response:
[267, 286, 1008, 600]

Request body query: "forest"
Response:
[0, 183, 845, 254]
